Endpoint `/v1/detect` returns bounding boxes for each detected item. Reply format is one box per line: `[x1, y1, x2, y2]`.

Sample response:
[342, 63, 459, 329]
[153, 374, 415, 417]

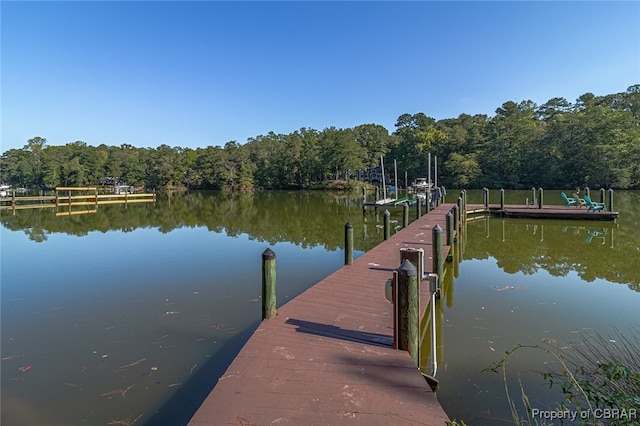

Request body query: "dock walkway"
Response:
[188, 204, 455, 426]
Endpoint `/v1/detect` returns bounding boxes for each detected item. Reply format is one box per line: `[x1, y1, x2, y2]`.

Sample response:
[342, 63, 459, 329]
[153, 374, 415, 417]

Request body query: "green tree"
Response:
[320, 127, 365, 180]
[435, 114, 489, 187]
[147, 144, 184, 188]
[445, 152, 482, 187]
[42, 145, 69, 187]
[246, 133, 283, 189]
[0, 148, 27, 186]
[391, 113, 447, 181]
[353, 123, 392, 168]
[299, 128, 323, 187]
[20, 136, 47, 188]
[482, 101, 539, 188]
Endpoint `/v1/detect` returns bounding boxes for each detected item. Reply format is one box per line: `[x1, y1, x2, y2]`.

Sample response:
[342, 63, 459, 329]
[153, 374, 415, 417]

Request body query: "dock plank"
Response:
[188, 204, 454, 426]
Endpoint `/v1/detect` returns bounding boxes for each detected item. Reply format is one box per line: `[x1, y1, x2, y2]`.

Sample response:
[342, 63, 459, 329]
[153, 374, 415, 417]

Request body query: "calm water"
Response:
[1, 190, 639, 425]
[428, 189, 640, 425]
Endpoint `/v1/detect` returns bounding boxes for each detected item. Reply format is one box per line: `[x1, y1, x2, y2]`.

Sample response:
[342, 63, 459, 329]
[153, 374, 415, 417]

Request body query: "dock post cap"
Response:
[398, 259, 417, 276]
[262, 248, 276, 260]
[345, 222, 353, 229]
[432, 224, 443, 233]
[383, 209, 390, 216]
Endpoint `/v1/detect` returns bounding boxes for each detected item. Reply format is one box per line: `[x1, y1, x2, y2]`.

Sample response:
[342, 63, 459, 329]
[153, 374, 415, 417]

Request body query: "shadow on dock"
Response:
[286, 318, 393, 347]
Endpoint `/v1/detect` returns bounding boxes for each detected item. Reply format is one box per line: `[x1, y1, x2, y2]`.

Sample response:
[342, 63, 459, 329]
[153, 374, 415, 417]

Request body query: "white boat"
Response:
[0, 183, 10, 198]
[411, 178, 431, 190]
[115, 185, 133, 195]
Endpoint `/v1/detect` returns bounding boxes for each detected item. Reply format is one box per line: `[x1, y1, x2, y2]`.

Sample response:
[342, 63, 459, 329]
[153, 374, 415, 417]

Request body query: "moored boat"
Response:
[0, 183, 11, 197]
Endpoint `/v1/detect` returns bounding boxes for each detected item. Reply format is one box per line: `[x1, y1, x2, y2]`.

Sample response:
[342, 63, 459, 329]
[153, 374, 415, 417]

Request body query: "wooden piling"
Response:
[446, 212, 454, 247]
[600, 188, 606, 204]
[344, 222, 353, 265]
[500, 188, 505, 210]
[262, 248, 276, 320]
[403, 203, 409, 228]
[432, 224, 443, 281]
[452, 204, 459, 239]
[396, 259, 419, 366]
[383, 210, 390, 240]
[461, 190, 467, 221]
[608, 189, 614, 211]
[416, 197, 422, 219]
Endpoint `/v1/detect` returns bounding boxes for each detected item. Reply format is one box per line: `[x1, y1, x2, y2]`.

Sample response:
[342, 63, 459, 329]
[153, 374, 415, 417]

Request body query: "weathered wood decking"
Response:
[188, 204, 456, 426]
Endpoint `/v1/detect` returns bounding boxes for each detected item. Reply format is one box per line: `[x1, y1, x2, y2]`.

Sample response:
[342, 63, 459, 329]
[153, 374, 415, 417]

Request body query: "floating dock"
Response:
[467, 203, 619, 221]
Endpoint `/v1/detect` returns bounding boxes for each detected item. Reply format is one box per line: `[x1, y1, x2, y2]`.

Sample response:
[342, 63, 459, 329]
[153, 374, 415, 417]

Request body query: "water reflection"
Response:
[457, 214, 637, 291]
[1, 191, 394, 252]
[418, 191, 639, 425]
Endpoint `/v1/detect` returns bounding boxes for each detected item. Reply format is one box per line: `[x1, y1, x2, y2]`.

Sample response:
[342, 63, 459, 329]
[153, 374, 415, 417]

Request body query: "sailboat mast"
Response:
[394, 159, 398, 198]
[434, 155, 438, 189]
[380, 155, 386, 200]
[428, 153, 432, 189]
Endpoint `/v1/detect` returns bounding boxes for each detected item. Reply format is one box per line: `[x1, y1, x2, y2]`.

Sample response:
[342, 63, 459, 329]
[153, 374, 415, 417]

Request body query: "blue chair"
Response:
[583, 195, 606, 212]
[561, 192, 577, 207]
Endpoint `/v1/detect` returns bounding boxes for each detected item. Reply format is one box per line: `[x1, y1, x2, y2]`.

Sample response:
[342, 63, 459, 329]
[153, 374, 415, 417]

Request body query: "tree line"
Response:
[2, 85, 638, 191]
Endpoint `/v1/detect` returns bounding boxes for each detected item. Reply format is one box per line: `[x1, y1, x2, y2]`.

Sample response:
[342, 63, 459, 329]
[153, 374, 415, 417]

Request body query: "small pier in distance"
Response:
[468, 187, 619, 221]
[189, 204, 455, 425]
[0, 186, 156, 214]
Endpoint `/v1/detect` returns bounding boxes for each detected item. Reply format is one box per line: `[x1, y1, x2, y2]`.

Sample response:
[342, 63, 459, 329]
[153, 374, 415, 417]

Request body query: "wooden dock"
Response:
[188, 204, 456, 426]
[466, 203, 619, 221]
[0, 187, 156, 211]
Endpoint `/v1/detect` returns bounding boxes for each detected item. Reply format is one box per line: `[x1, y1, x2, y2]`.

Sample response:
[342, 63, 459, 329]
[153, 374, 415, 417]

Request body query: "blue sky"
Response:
[2, 1, 639, 152]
